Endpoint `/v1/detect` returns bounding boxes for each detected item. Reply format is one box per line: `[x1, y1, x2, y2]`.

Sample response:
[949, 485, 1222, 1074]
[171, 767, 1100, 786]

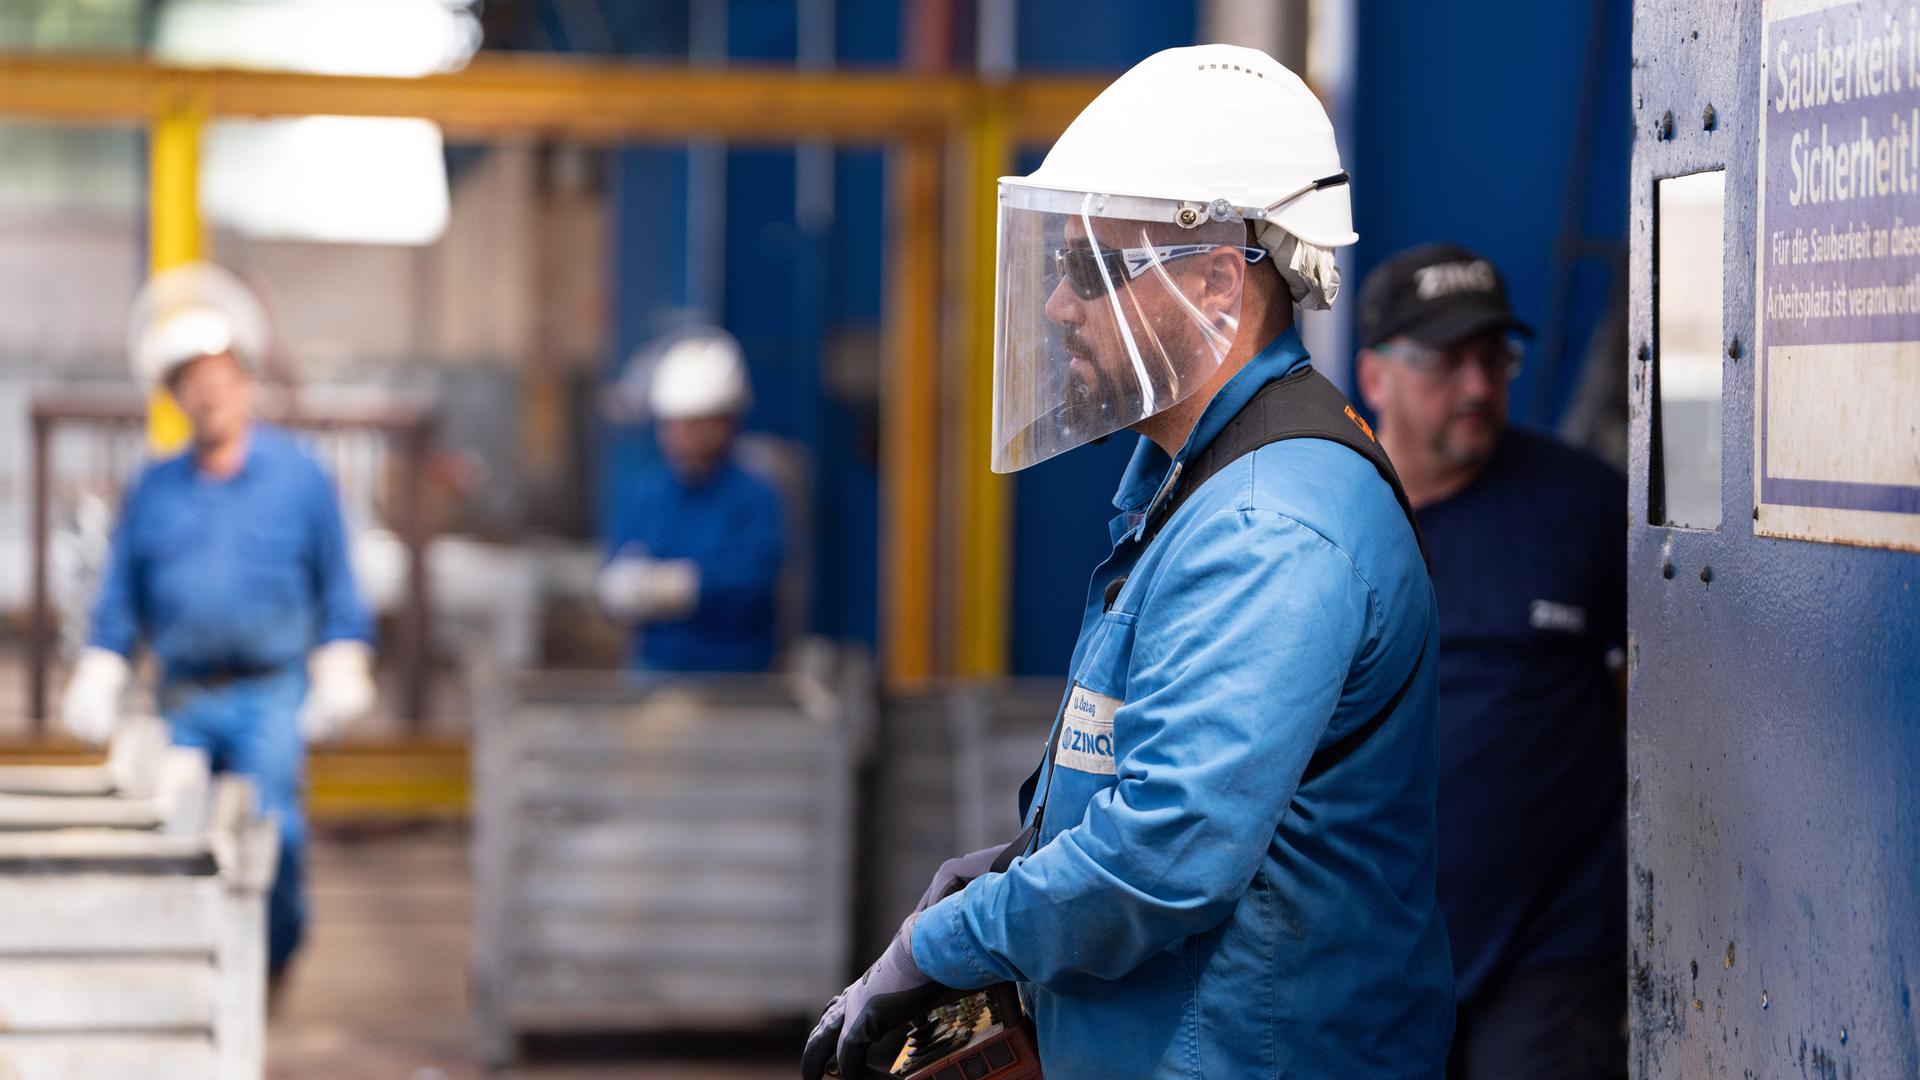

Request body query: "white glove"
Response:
[298, 640, 376, 743]
[596, 556, 700, 623]
[59, 647, 131, 746]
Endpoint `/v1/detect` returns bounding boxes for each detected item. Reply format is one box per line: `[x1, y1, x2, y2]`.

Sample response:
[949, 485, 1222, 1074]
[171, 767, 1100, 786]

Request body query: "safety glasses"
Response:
[1050, 243, 1270, 301]
[1375, 338, 1524, 382]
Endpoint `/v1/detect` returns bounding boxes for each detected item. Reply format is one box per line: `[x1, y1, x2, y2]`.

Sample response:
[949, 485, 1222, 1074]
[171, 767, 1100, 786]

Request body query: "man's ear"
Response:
[1198, 246, 1248, 310]
[1355, 349, 1390, 414]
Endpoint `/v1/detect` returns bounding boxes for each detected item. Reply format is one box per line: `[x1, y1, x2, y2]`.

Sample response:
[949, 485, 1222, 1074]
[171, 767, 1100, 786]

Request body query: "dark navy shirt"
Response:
[605, 457, 784, 673]
[1418, 426, 1626, 1003]
[89, 424, 372, 680]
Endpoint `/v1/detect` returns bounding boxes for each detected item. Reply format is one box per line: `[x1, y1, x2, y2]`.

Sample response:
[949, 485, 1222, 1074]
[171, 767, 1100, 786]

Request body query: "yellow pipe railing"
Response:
[0, 53, 1100, 143]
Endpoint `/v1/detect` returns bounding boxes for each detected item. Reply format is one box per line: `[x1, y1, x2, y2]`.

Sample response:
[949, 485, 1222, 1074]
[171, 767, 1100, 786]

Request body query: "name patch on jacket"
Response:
[1057, 684, 1120, 775]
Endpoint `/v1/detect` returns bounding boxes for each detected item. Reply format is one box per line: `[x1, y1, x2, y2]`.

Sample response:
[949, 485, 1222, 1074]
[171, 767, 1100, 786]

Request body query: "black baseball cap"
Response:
[1357, 243, 1534, 349]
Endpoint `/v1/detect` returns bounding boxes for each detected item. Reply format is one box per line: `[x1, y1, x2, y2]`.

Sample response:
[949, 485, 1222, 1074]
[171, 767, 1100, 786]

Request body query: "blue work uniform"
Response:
[88, 423, 372, 974]
[605, 456, 785, 673]
[913, 330, 1455, 1078]
[1420, 427, 1627, 1005]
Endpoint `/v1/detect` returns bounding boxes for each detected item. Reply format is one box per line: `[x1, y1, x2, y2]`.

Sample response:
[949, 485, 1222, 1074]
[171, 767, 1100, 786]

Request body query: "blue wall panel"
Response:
[1351, 0, 1630, 427]
[1016, 0, 1197, 73]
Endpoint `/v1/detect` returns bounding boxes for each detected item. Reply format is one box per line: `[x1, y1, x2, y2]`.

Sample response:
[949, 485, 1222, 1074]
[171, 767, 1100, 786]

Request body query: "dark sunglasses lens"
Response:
[1059, 247, 1120, 300]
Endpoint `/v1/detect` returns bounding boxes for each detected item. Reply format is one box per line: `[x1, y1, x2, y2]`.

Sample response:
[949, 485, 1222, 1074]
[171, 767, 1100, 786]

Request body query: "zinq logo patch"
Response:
[1057, 683, 1120, 776]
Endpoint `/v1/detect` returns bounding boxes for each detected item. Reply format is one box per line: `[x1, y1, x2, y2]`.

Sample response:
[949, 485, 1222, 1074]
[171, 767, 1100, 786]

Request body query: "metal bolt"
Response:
[1702, 103, 1717, 131]
[1658, 111, 1676, 140]
[1662, 561, 1675, 580]
[1700, 565, 1712, 583]
[1727, 336, 1742, 360]
[1176, 207, 1199, 227]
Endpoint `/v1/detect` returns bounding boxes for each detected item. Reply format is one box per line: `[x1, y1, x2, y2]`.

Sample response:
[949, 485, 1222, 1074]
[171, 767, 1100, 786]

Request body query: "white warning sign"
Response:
[1757, 0, 1920, 550]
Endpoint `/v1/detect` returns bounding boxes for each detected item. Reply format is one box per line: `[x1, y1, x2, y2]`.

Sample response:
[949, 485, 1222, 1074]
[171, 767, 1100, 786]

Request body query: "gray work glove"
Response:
[800, 913, 947, 1080]
[913, 844, 1006, 915]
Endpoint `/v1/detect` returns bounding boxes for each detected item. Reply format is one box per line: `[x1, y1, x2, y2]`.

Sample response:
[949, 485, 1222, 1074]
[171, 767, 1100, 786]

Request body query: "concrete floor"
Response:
[266, 823, 802, 1080]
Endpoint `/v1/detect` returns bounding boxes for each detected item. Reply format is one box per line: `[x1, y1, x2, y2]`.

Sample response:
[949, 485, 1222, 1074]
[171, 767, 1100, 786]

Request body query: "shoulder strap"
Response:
[1141, 366, 1431, 569]
[1137, 366, 1432, 783]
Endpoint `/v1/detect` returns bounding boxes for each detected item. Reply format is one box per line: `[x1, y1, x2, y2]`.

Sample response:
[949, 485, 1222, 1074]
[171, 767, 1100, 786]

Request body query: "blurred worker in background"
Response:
[598, 327, 785, 673]
[1355, 244, 1628, 1080]
[804, 45, 1452, 1079]
[60, 262, 375, 981]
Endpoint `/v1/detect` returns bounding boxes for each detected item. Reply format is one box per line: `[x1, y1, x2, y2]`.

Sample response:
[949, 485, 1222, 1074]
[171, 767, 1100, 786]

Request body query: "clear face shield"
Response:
[989, 186, 1261, 473]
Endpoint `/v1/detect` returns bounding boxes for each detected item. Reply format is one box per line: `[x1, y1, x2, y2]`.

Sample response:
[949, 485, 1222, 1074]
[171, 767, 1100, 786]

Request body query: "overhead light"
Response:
[155, 0, 480, 77]
[154, 0, 482, 246]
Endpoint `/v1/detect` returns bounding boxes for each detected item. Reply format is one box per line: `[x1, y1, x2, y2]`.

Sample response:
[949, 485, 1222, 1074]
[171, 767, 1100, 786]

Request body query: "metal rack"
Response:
[468, 652, 870, 1068]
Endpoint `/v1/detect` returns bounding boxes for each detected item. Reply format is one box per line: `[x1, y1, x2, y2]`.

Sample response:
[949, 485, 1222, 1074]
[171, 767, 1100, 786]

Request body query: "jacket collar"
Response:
[1110, 327, 1313, 525]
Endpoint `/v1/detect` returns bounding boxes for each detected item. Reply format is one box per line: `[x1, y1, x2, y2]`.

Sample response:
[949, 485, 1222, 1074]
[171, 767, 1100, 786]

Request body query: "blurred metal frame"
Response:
[0, 52, 1108, 688]
[26, 396, 435, 731]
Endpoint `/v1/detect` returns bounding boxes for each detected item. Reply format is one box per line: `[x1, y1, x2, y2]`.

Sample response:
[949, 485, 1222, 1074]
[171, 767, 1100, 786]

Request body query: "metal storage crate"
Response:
[0, 720, 279, 1080]
[864, 680, 1059, 953]
[948, 680, 1062, 854]
[470, 654, 868, 1067]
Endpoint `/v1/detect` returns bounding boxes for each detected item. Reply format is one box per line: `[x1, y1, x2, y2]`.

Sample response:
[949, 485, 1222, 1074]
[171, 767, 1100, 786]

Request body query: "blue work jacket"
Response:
[913, 330, 1455, 1078]
[605, 456, 784, 673]
[89, 424, 371, 680]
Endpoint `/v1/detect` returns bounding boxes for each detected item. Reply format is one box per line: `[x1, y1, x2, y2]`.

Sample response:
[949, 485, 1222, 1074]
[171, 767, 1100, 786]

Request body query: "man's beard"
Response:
[1060, 328, 1149, 430]
[1430, 401, 1500, 467]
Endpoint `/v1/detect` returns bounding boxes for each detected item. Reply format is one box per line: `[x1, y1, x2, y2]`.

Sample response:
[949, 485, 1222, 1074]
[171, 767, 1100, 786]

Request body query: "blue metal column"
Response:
[1629, 3, 1920, 1076]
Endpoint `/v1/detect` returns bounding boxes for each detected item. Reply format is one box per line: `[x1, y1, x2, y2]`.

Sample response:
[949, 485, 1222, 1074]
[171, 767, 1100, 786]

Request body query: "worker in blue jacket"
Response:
[803, 45, 1454, 1080]
[60, 262, 377, 980]
[598, 328, 785, 673]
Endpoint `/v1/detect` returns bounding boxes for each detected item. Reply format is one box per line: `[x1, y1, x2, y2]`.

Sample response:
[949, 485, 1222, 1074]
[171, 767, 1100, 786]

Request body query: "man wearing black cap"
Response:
[1356, 243, 1627, 1080]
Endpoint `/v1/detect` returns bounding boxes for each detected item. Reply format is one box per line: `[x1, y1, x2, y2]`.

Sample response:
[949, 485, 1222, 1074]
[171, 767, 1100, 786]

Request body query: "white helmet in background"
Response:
[128, 262, 270, 391]
[990, 43, 1355, 472]
[647, 327, 752, 421]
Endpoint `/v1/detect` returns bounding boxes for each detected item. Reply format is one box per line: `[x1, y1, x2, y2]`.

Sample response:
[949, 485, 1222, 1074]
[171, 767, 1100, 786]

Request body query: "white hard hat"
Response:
[647, 328, 752, 421]
[987, 44, 1354, 473]
[1007, 43, 1355, 249]
[128, 263, 270, 390]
